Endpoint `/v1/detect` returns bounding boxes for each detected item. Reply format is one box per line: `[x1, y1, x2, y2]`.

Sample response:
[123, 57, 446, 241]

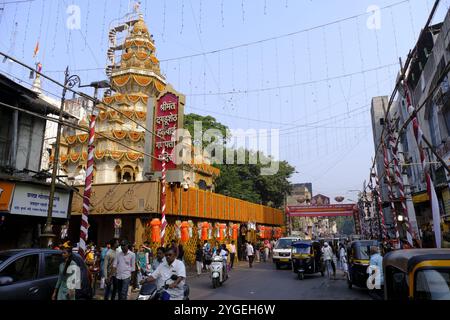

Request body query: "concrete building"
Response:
[370, 9, 450, 247]
[0, 73, 72, 249]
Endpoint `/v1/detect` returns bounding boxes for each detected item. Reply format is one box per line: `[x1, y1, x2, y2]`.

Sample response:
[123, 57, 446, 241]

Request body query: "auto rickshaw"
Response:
[291, 240, 324, 280]
[383, 249, 450, 300]
[347, 240, 379, 289]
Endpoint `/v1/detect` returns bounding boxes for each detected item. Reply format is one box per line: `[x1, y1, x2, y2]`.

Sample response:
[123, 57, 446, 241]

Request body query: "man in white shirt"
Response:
[141, 247, 187, 300]
[246, 241, 255, 268]
[229, 241, 237, 269]
[112, 240, 136, 300]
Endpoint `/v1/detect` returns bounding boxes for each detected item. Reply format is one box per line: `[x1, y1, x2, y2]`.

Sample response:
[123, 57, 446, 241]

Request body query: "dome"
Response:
[132, 18, 149, 35]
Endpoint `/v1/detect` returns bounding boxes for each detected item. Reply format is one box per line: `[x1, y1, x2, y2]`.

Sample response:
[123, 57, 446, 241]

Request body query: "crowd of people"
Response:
[51, 239, 189, 301]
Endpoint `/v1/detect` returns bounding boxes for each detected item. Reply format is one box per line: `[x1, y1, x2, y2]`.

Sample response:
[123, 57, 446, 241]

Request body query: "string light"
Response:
[189, 57, 193, 98]
[199, 0, 202, 33]
[246, 45, 249, 128]
[408, 0, 416, 42]
[264, 0, 267, 15]
[355, 16, 368, 108]
[291, 38, 297, 83]
[275, 38, 281, 126]
[100, 0, 107, 49]
[323, 27, 331, 155]
[231, 48, 235, 92]
[178, 59, 181, 89]
[221, 0, 224, 27]
[180, 0, 184, 34]
[241, 0, 245, 23]
[162, 0, 166, 40]
[38, 0, 45, 41]
[21, 0, 32, 59]
[203, 59, 206, 108]
[42, 0, 54, 65]
[85, 0, 90, 50]
[217, 51, 221, 95]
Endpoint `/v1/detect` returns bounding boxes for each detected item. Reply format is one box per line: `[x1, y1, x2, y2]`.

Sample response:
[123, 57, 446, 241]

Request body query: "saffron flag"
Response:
[33, 41, 39, 58]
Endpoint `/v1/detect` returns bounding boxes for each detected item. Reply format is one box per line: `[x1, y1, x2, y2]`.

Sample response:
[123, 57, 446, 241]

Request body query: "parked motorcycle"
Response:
[210, 255, 228, 289]
[137, 273, 189, 301]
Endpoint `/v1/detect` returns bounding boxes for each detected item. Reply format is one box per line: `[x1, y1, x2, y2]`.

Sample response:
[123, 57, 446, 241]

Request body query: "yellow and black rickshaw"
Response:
[291, 240, 324, 280]
[347, 240, 379, 289]
[383, 249, 450, 300]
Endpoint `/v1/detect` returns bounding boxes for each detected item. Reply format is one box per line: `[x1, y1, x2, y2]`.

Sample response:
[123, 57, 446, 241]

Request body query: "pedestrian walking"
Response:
[100, 242, 111, 285]
[130, 243, 139, 292]
[52, 246, 77, 300]
[203, 240, 212, 271]
[368, 246, 384, 300]
[195, 244, 203, 276]
[229, 240, 236, 269]
[246, 241, 255, 268]
[339, 243, 348, 278]
[254, 241, 261, 262]
[264, 240, 270, 263]
[112, 240, 136, 300]
[103, 240, 118, 300]
[136, 245, 149, 288]
[321, 242, 334, 279]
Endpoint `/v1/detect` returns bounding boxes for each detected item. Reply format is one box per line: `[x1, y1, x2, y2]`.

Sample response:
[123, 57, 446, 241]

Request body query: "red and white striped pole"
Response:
[383, 142, 400, 240]
[79, 114, 96, 258]
[373, 169, 387, 241]
[388, 126, 414, 246]
[160, 148, 168, 245]
[403, 82, 441, 248]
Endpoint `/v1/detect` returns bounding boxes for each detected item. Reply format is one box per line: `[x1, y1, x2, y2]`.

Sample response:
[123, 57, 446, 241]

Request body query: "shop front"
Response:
[0, 180, 72, 250]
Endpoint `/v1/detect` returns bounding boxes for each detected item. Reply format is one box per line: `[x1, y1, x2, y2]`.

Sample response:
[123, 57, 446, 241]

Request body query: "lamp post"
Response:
[40, 67, 81, 248]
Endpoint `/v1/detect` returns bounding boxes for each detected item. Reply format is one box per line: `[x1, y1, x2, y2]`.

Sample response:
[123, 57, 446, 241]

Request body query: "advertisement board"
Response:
[10, 184, 70, 218]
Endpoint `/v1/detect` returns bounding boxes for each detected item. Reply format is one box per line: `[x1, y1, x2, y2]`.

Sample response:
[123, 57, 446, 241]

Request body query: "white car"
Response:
[272, 237, 301, 269]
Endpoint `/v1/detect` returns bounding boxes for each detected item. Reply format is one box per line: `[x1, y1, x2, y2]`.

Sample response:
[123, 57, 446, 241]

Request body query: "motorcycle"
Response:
[210, 255, 228, 289]
[137, 273, 190, 301]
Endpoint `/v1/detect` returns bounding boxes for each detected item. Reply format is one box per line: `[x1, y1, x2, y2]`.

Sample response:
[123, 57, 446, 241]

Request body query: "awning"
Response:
[412, 192, 429, 204]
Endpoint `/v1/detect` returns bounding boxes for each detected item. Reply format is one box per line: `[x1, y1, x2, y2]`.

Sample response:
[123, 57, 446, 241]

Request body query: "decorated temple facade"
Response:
[57, 13, 284, 264]
[57, 16, 166, 185]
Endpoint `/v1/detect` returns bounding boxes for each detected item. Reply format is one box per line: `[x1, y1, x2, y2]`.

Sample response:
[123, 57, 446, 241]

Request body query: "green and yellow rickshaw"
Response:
[347, 240, 379, 289]
[383, 249, 450, 300]
[291, 240, 324, 280]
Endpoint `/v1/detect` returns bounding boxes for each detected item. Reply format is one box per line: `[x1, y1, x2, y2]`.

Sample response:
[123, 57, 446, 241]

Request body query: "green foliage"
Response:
[184, 113, 230, 148]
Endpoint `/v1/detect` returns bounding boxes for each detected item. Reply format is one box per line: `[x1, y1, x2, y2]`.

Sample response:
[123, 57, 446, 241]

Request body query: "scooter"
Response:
[210, 255, 228, 289]
[137, 273, 190, 300]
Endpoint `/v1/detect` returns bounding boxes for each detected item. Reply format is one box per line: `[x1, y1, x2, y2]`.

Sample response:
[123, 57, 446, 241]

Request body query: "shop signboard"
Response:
[10, 184, 70, 218]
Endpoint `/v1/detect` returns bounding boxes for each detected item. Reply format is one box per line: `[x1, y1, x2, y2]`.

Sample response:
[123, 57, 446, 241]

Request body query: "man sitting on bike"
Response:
[140, 247, 186, 300]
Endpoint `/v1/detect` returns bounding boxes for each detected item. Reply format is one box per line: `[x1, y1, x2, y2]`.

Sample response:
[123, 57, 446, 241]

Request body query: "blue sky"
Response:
[1, 0, 449, 202]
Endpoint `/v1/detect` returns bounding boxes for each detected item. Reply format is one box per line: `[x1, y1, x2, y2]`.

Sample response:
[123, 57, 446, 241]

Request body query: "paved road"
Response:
[188, 260, 371, 300]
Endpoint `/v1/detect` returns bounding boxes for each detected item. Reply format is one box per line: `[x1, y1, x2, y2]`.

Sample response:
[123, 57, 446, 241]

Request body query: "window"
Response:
[0, 254, 39, 283]
[386, 267, 410, 300]
[415, 269, 450, 300]
[43, 253, 63, 277]
[275, 239, 294, 249]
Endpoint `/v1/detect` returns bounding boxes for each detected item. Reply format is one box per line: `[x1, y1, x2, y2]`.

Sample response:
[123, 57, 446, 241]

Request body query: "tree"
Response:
[183, 113, 230, 149]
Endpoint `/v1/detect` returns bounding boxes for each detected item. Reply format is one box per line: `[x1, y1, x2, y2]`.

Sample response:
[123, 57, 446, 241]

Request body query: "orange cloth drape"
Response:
[201, 222, 210, 241]
[180, 221, 190, 243]
[151, 218, 161, 243]
[259, 226, 266, 239]
[232, 224, 239, 240]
